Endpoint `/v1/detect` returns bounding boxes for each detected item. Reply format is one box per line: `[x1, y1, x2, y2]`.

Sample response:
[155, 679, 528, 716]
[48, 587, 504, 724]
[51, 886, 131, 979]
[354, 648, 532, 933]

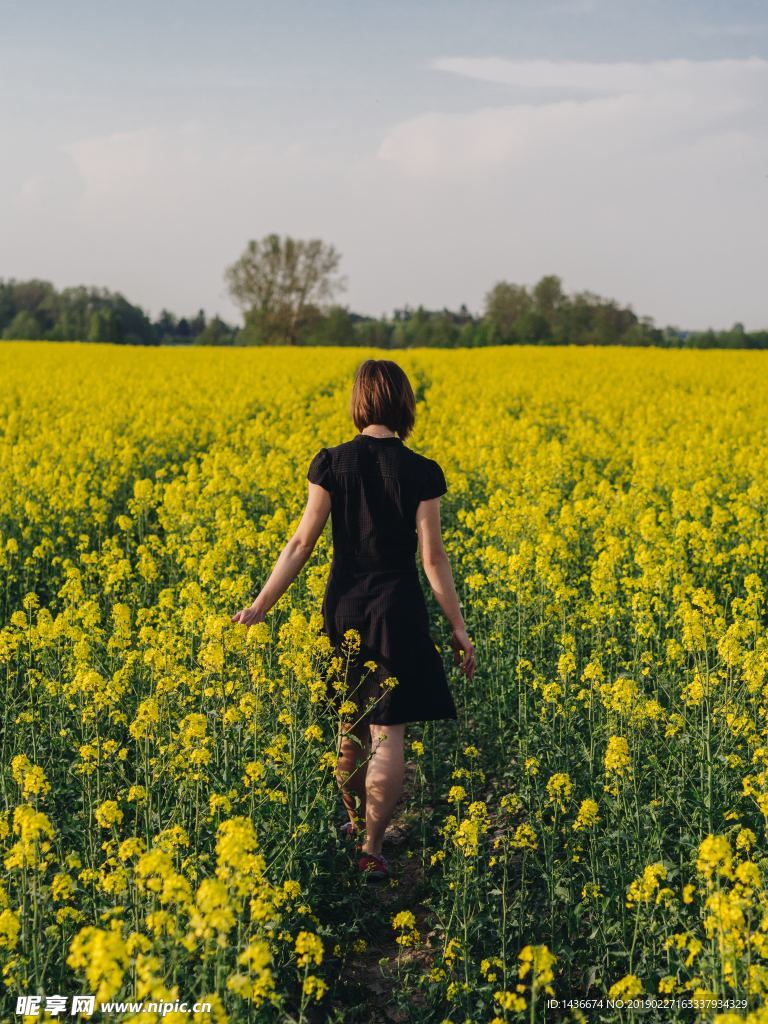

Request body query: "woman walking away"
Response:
[232, 359, 476, 882]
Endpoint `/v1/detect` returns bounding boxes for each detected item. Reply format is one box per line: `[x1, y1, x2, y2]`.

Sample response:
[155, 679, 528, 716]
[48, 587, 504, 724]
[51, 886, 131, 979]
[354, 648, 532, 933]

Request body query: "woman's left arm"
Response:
[231, 482, 331, 626]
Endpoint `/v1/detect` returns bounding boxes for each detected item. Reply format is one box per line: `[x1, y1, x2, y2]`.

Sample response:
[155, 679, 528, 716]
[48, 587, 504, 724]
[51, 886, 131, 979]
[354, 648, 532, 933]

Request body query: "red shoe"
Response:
[357, 852, 389, 882]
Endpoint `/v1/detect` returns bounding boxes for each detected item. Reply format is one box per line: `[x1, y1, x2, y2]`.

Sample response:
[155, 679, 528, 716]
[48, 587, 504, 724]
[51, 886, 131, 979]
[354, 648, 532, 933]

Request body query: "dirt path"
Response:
[326, 760, 441, 1024]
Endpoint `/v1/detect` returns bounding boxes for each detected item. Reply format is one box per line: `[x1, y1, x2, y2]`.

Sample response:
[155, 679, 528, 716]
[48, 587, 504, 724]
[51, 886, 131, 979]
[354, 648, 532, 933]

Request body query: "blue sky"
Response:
[2, 0, 767, 330]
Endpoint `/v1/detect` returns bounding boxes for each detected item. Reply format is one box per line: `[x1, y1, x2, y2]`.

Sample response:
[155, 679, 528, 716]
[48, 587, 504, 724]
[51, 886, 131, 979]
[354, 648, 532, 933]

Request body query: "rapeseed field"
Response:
[2, 341, 768, 1023]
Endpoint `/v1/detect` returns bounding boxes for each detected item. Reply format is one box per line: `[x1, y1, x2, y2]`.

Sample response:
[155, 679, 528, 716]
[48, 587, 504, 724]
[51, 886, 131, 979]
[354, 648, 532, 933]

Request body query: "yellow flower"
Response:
[545, 772, 573, 812]
[94, 801, 124, 829]
[495, 989, 526, 1011]
[603, 736, 632, 795]
[480, 956, 504, 982]
[608, 974, 643, 1000]
[604, 736, 631, 773]
[392, 910, 416, 930]
[500, 792, 522, 814]
[51, 873, 75, 902]
[626, 862, 668, 907]
[736, 827, 756, 851]
[573, 798, 600, 831]
[227, 940, 275, 1005]
[302, 974, 327, 1001]
[392, 910, 420, 947]
[295, 931, 323, 967]
[342, 629, 361, 654]
[696, 834, 734, 883]
[4, 805, 56, 870]
[512, 823, 538, 850]
[10, 755, 51, 800]
[0, 908, 21, 949]
[518, 944, 556, 995]
[67, 922, 130, 1002]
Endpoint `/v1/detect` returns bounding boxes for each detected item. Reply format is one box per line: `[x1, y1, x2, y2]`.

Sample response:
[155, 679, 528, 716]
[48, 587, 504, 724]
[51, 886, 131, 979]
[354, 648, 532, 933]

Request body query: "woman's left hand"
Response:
[231, 603, 266, 626]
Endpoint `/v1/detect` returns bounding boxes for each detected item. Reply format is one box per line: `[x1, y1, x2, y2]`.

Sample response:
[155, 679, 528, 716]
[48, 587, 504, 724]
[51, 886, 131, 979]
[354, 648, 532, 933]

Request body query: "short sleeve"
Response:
[420, 458, 447, 501]
[307, 447, 333, 492]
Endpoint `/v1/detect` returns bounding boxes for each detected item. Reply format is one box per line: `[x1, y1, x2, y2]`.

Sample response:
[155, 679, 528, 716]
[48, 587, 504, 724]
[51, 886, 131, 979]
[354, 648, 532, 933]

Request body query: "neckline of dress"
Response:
[355, 433, 402, 442]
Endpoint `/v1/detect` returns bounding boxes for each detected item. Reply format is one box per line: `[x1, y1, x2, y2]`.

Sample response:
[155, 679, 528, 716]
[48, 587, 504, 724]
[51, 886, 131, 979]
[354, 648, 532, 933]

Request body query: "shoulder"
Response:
[309, 438, 358, 463]
[324, 438, 361, 472]
[307, 447, 333, 489]
[401, 446, 443, 473]
[308, 439, 361, 485]
[403, 448, 447, 499]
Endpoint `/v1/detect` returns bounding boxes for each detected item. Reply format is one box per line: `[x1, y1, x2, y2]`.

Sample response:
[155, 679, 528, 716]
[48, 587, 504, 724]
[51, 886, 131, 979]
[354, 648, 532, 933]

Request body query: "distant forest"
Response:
[1, 251, 765, 351]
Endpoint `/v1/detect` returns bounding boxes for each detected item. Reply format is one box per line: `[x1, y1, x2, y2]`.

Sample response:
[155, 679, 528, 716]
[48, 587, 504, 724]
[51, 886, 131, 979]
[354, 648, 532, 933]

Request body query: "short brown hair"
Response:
[350, 359, 416, 440]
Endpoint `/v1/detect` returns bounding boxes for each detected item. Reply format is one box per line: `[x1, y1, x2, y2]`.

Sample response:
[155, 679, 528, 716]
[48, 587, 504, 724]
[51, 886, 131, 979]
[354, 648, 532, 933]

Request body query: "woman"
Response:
[232, 359, 476, 882]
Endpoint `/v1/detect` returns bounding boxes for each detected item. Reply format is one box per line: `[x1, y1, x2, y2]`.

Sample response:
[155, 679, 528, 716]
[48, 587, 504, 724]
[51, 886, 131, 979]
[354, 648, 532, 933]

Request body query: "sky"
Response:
[1, 0, 767, 331]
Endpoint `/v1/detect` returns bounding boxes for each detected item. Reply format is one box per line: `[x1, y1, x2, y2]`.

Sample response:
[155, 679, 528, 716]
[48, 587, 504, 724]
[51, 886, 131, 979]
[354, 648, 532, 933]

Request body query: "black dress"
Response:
[307, 433, 458, 727]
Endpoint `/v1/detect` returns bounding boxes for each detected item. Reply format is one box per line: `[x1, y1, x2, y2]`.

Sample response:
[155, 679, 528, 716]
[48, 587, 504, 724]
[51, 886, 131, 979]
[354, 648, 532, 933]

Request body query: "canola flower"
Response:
[545, 772, 573, 813]
[518, 943, 557, 1002]
[392, 910, 420, 949]
[608, 973, 644, 1000]
[603, 736, 632, 796]
[573, 798, 600, 831]
[5, 343, 768, 1017]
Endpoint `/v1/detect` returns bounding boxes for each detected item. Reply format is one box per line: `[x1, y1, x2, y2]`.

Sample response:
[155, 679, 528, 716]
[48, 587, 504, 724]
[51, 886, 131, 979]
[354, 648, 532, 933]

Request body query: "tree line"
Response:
[0, 280, 236, 347]
[2, 234, 765, 349]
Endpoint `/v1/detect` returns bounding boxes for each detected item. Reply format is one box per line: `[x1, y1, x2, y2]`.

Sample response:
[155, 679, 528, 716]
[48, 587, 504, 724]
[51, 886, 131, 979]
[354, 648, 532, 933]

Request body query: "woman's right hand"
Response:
[231, 602, 267, 627]
[450, 626, 476, 680]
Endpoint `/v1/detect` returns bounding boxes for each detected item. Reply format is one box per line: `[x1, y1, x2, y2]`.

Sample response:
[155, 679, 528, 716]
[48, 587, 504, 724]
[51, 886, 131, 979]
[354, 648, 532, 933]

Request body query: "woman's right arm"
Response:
[231, 482, 330, 626]
[416, 498, 476, 680]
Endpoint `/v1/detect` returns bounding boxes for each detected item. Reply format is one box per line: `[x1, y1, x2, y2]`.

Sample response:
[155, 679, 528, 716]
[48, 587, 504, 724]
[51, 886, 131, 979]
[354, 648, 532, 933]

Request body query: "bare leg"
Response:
[336, 720, 371, 830]
[362, 723, 406, 857]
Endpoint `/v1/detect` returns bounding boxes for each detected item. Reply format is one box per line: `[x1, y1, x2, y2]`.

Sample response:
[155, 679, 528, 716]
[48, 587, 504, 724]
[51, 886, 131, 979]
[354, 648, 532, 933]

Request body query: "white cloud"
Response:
[379, 57, 768, 177]
[62, 123, 307, 208]
[373, 56, 768, 330]
[429, 54, 767, 91]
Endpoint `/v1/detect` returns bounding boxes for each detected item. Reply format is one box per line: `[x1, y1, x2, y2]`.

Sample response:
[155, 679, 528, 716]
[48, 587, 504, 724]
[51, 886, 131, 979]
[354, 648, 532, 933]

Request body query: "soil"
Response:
[321, 761, 442, 1024]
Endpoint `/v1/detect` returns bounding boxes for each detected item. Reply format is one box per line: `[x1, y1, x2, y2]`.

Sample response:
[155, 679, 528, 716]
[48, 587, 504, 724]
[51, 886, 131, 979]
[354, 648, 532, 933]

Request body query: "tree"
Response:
[304, 305, 357, 346]
[483, 282, 532, 342]
[86, 309, 113, 343]
[457, 320, 479, 347]
[532, 275, 564, 317]
[197, 315, 236, 346]
[155, 310, 178, 340]
[2, 310, 41, 340]
[188, 308, 207, 337]
[514, 309, 551, 344]
[225, 233, 346, 345]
